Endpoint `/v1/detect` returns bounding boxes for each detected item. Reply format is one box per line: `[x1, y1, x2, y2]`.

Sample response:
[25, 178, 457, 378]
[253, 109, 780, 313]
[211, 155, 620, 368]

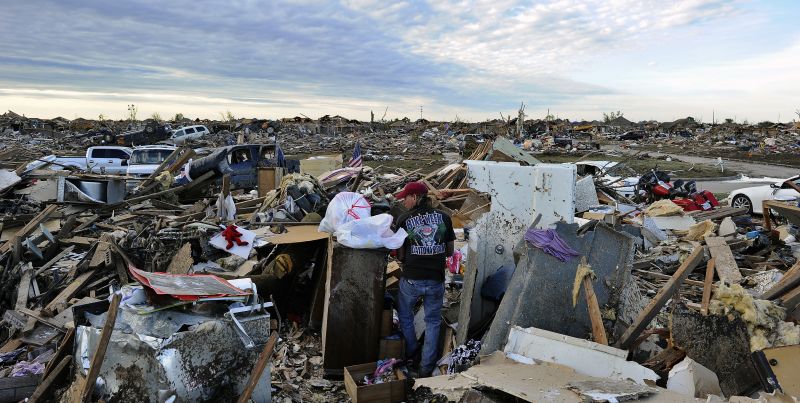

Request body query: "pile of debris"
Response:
[0, 129, 797, 403]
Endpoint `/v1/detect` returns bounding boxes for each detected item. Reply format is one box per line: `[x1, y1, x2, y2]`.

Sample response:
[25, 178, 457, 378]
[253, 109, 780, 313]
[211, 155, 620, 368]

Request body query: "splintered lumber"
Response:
[72, 214, 99, 233]
[582, 276, 608, 345]
[761, 261, 800, 300]
[236, 332, 278, 403]
[35, 245, 75, 277]
[780, 284, 800, 312]
[43, 270, 95, 314]
[133, 147, 189, 193]
[117, 170, 214, 206]
[80, 293, 121, 403]
[706, 237, 742, 284]
[44, 327, 74, 378]
[0, 204, 58, 254]
[701, 258, 716, 316]
[28, 355, 72, 403]
[617, 247, 704, 349]
[15, 264, 33, 310]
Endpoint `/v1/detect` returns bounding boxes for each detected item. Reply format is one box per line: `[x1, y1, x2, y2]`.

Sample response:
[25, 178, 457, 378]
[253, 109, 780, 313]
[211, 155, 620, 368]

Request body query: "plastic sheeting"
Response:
[334, 213, 407, 249]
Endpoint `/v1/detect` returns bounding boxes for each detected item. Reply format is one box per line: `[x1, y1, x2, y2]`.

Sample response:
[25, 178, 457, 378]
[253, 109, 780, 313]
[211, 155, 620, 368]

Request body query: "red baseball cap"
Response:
[395, 181, 428, 199]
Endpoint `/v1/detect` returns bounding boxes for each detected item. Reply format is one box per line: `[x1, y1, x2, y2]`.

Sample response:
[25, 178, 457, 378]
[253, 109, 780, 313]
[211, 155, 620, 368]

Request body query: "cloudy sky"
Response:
[0, 0, 798, 122]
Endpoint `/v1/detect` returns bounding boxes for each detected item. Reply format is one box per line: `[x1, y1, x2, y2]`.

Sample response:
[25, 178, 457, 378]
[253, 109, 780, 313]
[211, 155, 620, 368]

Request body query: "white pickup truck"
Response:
[52, 146, 133, 175]
[125, 145, 177, 191]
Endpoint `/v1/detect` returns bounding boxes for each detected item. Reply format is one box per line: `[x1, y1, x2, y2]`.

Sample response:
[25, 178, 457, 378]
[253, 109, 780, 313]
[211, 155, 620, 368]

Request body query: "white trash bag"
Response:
[335, 214, 407, 249]
[319, 192, 371, 233]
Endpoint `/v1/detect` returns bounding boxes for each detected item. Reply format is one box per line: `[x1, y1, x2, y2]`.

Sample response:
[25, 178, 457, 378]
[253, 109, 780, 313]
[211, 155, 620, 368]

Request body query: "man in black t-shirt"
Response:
[394, 181, 455, 377]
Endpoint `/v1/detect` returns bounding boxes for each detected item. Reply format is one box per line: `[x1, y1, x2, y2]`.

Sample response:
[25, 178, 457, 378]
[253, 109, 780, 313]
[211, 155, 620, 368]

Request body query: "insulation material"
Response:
[709, 283, 800, 351]
[685, 220, 717, 241]
[644, 200, 684, 217]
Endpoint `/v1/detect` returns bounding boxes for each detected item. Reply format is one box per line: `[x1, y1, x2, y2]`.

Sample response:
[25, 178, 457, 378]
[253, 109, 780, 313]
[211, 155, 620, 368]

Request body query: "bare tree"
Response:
[127, 104, 138, 121]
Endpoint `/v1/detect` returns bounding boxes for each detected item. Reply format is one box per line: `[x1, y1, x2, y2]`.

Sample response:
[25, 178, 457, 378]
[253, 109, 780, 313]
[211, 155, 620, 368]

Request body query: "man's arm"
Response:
[446, 241, 454, 257]
[397, 246, 406, 262]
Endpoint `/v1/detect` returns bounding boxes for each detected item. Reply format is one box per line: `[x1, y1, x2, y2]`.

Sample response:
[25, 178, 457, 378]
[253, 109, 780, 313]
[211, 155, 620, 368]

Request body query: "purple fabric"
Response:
[11, 361, 44, 377]
[524, 229, 581, 262]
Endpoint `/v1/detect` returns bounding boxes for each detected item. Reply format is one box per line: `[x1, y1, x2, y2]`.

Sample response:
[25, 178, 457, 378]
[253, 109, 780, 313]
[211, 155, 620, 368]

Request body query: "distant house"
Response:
[606, 116, 634, 131]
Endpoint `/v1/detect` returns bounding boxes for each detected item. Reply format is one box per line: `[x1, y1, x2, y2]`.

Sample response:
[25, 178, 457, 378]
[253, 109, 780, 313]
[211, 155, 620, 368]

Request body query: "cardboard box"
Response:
[344, 362, 407, 403]
[379, 338, 404, 359]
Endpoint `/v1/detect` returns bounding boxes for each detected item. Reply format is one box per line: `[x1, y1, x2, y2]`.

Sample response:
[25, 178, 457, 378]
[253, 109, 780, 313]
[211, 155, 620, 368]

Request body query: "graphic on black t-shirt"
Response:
[397, 207, 455, 281]
[406, 212, 448, 255]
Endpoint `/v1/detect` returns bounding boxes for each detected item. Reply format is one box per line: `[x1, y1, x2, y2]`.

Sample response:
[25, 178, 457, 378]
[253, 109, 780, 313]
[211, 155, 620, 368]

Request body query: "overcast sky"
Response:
[0, 0, 798, 123]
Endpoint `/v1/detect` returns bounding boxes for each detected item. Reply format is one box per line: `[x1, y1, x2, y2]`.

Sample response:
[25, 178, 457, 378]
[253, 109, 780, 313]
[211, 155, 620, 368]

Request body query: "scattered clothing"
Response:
[363, 358, 401, 385]
[438, 339, 482, 374]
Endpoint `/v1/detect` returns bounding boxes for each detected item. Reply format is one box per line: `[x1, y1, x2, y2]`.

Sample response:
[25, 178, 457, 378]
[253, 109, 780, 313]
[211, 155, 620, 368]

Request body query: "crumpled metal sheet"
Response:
[76, 314, 271, 402]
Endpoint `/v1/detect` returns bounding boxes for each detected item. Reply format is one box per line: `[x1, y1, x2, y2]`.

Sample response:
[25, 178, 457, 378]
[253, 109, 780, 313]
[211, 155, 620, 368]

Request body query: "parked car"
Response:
[125, 145, 178, 191]
[619, 130, 646, 140]
[726, 175, 800, 214]
[170, 125, 210, 144]
[52, 146, 132, 175]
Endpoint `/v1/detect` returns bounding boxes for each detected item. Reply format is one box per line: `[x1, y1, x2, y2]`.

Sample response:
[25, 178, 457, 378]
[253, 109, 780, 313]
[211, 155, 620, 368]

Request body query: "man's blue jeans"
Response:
[397, 278, 444, 375]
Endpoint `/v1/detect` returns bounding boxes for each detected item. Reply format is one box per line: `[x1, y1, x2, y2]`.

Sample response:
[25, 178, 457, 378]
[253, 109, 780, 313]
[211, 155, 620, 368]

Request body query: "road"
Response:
[601, 145, 798, 194]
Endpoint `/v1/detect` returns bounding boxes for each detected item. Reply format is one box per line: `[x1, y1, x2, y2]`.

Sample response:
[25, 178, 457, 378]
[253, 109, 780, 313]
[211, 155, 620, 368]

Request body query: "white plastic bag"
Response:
[335, 214, 407, 249]
[319, 192, 371, 233]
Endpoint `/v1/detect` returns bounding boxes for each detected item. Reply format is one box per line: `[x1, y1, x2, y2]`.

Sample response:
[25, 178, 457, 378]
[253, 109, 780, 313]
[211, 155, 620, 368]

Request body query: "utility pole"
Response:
[420, 106, 423, 120]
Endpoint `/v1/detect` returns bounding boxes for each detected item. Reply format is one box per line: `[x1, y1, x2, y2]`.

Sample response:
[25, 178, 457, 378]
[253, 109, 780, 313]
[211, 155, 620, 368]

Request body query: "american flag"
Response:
[348, 142, 362, 167]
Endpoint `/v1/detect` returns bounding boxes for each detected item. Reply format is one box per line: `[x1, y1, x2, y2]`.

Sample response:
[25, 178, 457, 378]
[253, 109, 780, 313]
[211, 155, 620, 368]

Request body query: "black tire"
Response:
[731, 194, 753, 214]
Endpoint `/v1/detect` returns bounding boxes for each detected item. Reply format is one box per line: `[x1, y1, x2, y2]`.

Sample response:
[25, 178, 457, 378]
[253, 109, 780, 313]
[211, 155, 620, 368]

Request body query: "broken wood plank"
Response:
[117, 170, 214, 206]
[18, 308, 66, 332]
[28, 355, 72, 403]
[706, 236, 743, 284]
[761, 261, 800, 300]
[60, 236, 94, 247]
[71, 214, 99, 233]
[132, 147, 189, 194]
[44, 327, 74, 378]
[701, 258, 716, 316]
[88, 239, 111, 269]
[43, 270, 95, 314]
[0, 338, 22, 353]
[617, 247, 704, 350]
[15, 263, 33, 310]
[35, 245, 75, 277]
[80, 293, 121, 403]
[780, 283, 800, 312]
[236, 332, 278, 403]
[582, 276, 608, 345]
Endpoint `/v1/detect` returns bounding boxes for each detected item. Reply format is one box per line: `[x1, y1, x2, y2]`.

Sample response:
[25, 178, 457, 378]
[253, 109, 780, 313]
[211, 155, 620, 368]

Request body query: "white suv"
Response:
[170, 125, 210, 144]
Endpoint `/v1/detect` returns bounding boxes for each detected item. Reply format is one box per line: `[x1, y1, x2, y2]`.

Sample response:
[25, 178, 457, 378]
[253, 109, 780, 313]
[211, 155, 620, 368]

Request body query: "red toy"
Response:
[221, 225, 249, 250]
